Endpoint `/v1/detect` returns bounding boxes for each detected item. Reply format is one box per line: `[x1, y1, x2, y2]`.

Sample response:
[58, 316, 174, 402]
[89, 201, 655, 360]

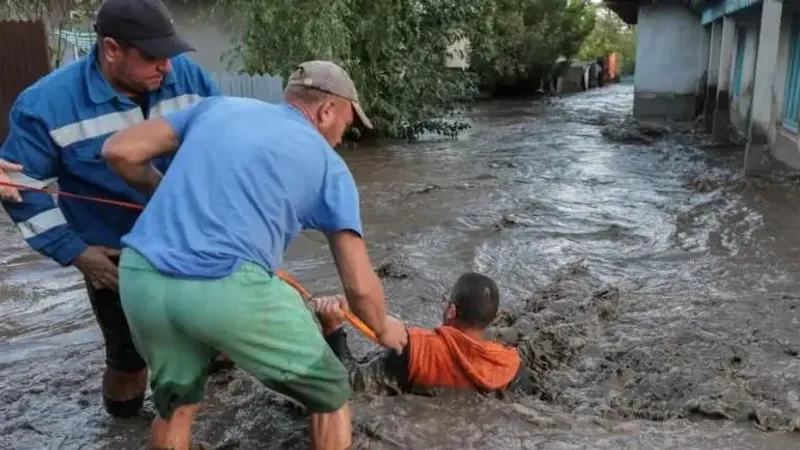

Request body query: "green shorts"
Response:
[118, 248, 350, 419]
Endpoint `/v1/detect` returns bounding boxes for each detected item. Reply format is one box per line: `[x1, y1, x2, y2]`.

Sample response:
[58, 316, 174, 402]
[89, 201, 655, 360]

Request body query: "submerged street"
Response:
[2, 84, 800, 449]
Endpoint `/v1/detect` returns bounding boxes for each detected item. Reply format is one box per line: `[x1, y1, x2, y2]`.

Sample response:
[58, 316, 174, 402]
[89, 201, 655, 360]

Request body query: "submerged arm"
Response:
[505, 365, 536, 395]
[324, 327, 411, 395]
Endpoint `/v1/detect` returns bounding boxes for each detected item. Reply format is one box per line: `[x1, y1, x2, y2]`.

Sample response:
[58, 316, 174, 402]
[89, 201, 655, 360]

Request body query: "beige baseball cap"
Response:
[286, 60, 373, 129]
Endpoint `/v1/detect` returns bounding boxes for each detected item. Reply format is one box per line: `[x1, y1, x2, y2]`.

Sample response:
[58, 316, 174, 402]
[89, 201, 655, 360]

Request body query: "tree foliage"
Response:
[0, 0, 100, 68]
[468, 0, 596, 95]
[216, 0, 492, 140]
[577, 6, 636, 74]
[217, 0, 598, 139]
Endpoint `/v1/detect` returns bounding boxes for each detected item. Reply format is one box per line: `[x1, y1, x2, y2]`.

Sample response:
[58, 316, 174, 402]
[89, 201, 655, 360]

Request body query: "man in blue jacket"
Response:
[0, 0, 218, 419]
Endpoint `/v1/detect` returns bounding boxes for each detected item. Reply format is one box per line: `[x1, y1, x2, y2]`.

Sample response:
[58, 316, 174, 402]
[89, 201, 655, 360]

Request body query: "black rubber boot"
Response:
[103, 393, 145, 418]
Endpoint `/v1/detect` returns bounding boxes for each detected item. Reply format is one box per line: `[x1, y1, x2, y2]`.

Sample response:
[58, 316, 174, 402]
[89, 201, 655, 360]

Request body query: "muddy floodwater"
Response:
[3, 85, 800, 449]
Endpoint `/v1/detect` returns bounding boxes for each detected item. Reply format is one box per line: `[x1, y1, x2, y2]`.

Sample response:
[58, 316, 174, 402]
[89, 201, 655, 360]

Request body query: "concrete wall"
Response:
[728, 10, 761, 136]
[704, 21, 723, 131]
[633, 1, 706, 120]
[557, 65, 585, 93]
[165, 0, 240, 73]
[770, 2, 800, 168]
[697, 24, 712, 119]
[772, 9, 793, 137]
[632, 0, 800, 171]
[55, 1, 240, 73]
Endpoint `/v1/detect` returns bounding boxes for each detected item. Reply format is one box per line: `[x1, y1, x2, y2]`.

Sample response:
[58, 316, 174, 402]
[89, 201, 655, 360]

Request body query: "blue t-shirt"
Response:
[121, 96, 363, 279]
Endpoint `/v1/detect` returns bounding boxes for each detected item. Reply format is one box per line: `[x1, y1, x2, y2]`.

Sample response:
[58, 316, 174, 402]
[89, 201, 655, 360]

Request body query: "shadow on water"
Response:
[2, 84, 800, 448]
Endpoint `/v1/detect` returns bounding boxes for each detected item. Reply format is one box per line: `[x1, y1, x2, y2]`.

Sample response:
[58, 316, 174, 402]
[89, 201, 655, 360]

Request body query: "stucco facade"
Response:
[611, 0, 800, 173]
[633, 1, 707, 120]
[165, 0, 241, 73]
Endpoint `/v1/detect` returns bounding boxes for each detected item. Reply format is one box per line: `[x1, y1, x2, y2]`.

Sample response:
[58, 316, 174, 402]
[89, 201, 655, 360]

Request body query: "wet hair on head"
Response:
[450, 272, 500, 329]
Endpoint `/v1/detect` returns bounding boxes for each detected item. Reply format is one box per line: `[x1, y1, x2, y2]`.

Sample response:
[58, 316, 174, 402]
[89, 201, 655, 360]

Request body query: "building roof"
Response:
[605, 0, 709, 26]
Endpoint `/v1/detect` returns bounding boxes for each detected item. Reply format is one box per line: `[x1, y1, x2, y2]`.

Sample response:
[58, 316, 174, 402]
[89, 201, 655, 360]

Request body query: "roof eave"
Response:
[604, 0, 639, 25]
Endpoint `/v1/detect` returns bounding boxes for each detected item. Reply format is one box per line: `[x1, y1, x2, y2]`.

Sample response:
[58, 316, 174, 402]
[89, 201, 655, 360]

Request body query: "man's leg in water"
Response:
[150, 404, 200, 449]
[119, 249, 352, 449]
[206, 267, 352, 450]
[86, 280, 148, 418]
[151, 402, 352, 450]
[118, 249, 215, 449]
[176, 262, 353, 449]
[311, 403, 352, 449]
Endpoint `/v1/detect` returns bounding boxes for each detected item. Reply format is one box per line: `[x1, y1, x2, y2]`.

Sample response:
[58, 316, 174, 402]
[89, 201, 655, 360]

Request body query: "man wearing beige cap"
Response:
[99, 60, 406, 450]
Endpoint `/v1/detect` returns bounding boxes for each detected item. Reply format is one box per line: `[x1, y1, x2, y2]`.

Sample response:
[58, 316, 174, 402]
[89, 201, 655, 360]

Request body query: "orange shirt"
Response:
[407, 325, 521, 391]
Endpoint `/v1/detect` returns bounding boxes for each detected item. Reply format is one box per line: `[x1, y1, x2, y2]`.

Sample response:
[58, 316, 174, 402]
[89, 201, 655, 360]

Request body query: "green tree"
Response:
[577, 5, 636, 75]
[469, 0, 596, 95]
[217, 0, 493, 140]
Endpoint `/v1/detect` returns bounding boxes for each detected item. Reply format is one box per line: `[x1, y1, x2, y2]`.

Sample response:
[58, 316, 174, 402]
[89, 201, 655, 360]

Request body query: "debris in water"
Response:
[489, 161, 519, 169]
[405, 184, 440, 196]
[482, 260, 800, 431]
[601, 118, 669, 144]
[686, 169, 800, 193]
[375, 260, 413, 279]
[487, 261, 620, 402]
[493, 214, 520, 231]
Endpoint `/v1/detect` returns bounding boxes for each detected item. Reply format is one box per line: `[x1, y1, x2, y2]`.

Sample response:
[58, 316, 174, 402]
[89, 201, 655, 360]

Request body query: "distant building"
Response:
[445, 36, 470, 69]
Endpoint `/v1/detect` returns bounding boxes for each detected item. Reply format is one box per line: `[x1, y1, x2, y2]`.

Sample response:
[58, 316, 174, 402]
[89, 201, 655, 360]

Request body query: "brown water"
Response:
[2, 84, 800, 449]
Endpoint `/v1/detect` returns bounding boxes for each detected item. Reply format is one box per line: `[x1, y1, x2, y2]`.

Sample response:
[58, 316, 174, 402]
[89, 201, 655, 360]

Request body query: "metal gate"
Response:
[0, 20, 51, 142]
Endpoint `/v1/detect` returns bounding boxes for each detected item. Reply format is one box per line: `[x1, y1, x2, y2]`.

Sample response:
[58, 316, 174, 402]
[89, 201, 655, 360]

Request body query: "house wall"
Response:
[47, 1, 463, 76]
[769, 3, 800, 168]
[56, 1, 240, 73]
[631, 0, 800, 171]
[633, 1, 706, 120]
[697, 23, 712, 119]
[165, 0, 241, 73]
[704, 21, 723, 131]
[557, 64, 588, 93]
[728, 9, 761, 136]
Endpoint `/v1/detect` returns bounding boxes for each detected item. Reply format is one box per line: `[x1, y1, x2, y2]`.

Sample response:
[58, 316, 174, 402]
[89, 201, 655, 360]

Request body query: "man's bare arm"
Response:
[328, 230, 387, 337]
[0, 159, 23, 202]
[102, 118, 178, 196]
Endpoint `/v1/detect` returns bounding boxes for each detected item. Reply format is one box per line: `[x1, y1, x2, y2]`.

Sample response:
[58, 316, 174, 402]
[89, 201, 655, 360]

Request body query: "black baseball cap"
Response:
[94, 0, 195, 59]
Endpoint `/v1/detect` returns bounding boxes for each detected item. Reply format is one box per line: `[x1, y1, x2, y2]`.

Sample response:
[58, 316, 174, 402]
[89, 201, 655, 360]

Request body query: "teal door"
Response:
[732, 28, 746, 99]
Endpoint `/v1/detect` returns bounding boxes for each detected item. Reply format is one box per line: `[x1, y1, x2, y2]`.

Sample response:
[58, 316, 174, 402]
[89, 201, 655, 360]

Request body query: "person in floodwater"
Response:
[0, 0, 218, 419]
[101, 61, 407, 450]
[312, 273, 534, 395]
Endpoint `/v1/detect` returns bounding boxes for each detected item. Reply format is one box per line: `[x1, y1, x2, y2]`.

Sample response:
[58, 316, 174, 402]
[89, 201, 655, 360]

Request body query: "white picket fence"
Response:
[212, 73, 284, 104]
